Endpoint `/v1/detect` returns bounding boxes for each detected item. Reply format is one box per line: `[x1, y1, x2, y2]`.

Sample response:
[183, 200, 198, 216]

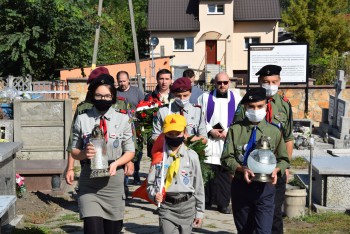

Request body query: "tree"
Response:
[0, 0, 94, 80]
[0, 0, 150, 80]
[282, 0, 350, 84]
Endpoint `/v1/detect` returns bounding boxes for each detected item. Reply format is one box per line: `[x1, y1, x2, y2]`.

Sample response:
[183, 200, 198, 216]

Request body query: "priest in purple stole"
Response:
[198, 72, 242, 214]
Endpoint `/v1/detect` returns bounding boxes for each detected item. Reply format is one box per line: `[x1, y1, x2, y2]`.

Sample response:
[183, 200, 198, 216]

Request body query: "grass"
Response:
[204, 223, 217, 228]
[13, 226, 52, 234]
[55, 213, 80, 223]
[285, 212, 350, 233]
[290, 157, 309, 170]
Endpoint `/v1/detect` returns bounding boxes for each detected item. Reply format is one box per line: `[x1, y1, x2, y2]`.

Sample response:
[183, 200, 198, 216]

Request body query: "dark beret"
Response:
[241, 87, 267, 104]
[170, 77, 192, 93]
[87, 67, 110, 84]
[88, 74, 115, 91]
[255, 65, 281, 76]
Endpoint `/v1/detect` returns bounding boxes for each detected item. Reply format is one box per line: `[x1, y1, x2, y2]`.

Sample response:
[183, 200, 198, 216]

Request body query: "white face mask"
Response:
[245, 108, 266, 122]
[181, 98, 190, 105]
[262, 84, 278, 97]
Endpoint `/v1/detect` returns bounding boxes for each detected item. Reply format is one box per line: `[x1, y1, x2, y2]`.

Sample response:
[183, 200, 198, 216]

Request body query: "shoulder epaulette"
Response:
[77, 102, 93, 115]
[159, 104, 169, 108]
[78, 109, 89, 115]
[231, 120, 243, 126]
[76, 101, 86, 107]
[115, 108, 127, 114]
[282, 95, 289, 103]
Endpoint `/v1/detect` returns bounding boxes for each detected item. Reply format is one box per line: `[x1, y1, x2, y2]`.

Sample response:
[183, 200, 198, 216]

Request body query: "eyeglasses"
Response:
[94, 94, 113, 100]
[216, 81, 229, 85]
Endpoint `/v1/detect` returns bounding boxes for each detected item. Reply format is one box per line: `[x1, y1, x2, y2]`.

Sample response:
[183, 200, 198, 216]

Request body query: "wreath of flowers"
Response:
[133, 96, 163, 152]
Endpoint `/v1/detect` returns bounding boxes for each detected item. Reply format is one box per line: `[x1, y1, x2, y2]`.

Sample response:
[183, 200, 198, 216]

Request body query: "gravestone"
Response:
[324, 70, 350, 148]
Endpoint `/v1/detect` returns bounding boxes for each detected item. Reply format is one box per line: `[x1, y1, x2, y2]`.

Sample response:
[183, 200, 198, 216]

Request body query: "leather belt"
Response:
[165, 193, 192, 205]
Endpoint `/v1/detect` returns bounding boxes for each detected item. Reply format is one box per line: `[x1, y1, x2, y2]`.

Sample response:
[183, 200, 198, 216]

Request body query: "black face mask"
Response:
[165, 135, 185, 148]
[93, 99, 113, 112]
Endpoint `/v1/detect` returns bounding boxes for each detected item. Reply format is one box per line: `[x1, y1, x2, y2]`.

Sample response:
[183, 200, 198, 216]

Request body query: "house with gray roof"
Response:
[148, 0, 281, 83]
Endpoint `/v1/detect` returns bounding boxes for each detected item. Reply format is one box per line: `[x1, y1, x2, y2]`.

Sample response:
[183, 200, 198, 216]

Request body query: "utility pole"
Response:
[128, 0, 143, 92]
[91, 0, 104, 70]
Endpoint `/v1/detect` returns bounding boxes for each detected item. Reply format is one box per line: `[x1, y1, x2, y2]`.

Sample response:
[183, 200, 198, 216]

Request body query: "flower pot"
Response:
[284, 186, 307, 218]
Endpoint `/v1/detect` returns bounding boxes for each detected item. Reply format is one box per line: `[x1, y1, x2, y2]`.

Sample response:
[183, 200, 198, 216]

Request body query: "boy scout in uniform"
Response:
[147, 114, 205, 234]
[234, 65, 293, 234]
[152, 77, 207, 144]
[221, 87, 289, 234]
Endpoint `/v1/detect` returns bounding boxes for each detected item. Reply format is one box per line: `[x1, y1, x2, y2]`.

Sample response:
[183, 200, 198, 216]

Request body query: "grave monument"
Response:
[321, 70, 350, 148]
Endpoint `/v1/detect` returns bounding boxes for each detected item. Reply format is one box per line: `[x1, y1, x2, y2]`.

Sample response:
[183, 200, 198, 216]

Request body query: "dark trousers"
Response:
[205, 164, 231, 208]
[272, 174, 286, 234]
[231, 178, 275, 234]
[134, 151, 143, 174]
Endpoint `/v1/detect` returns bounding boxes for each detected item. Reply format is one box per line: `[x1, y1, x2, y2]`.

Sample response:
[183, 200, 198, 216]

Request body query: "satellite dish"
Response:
[150, 37, 159, 47]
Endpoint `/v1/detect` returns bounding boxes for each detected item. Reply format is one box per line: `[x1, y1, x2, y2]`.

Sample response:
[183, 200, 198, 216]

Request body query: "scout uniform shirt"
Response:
[71, 106, 135, 160]
[147, 144, 205, 219]
[67, 99, 128, 152]
[221, 119, 290, 178]
[234, 92, 293, 142]
[152, 101, 207, 140]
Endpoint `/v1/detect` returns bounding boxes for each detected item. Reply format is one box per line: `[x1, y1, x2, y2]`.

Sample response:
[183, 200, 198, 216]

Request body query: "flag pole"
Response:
[158, 140, 166, 207]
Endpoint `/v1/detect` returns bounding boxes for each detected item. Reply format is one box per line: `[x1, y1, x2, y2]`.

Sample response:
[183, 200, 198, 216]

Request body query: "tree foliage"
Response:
[0, 0, 94, 80]
[0, 0, 149, 81]
[282, 0, 350, 84]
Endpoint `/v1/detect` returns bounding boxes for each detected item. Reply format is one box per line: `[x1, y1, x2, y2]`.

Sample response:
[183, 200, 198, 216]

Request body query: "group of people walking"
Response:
[67, 64, 293, 234]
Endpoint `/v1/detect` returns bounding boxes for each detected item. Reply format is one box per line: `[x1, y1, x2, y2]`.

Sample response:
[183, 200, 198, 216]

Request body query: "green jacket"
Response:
[221, 118, 290, 178]
[234, 93, 294, 142]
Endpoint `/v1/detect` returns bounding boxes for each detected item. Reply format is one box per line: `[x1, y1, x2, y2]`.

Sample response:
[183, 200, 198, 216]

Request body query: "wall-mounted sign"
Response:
[248, 43, 309, 84]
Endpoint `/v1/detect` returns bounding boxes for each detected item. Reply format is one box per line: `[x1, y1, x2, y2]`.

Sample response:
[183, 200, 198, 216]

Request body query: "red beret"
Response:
[170, 77, 192, 93]
[87, 67, 110, 84]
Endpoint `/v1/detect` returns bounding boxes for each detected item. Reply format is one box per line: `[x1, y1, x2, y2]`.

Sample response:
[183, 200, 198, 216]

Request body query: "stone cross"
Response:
[335, 70, 346, 99]
[332, 70, 346, 128]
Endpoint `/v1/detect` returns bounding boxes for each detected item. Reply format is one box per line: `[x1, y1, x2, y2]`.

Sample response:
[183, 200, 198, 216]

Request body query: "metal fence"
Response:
[0, 76, 69, 99]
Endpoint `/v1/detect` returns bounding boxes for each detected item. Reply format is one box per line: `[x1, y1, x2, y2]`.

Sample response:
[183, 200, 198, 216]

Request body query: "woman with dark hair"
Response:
[71, 74, 135, 234]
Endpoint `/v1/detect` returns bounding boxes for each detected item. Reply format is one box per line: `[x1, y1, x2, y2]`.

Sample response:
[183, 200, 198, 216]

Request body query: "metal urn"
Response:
[89, 125, 109, 178]
[247, 135, 276, 182]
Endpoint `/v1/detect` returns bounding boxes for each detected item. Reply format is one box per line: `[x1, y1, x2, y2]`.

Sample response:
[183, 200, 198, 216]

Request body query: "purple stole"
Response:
[206, 90, 235, 128]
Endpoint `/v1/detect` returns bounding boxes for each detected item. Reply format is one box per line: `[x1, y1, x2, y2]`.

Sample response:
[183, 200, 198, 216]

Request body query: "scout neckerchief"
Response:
[243, 126, 257, 166]
[164, 151, 180, 190]
[266, 97, 282, 129]
[99, 116, 108, 143]
[266, 97, 273, 123]
[206, 90, 235, 128]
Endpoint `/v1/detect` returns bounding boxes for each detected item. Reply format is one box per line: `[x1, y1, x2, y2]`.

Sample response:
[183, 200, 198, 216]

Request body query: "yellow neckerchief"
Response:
[164, 150, 181, 191]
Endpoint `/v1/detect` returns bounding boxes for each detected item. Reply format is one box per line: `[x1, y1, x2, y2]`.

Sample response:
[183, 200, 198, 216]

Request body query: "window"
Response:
[244, 37, 260, 49]
[208, 4, 224, 14]
[174, 38, 194, 51]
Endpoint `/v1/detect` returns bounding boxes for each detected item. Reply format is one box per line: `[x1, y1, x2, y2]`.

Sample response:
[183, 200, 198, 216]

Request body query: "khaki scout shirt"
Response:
[66, 100, 128, 152]
[152, 102, 207, 140]
[221, 119, 290, 178]
[234, 93, 293, 142]
[147, 144, 205, 219]
[71, 106, 135, 160]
